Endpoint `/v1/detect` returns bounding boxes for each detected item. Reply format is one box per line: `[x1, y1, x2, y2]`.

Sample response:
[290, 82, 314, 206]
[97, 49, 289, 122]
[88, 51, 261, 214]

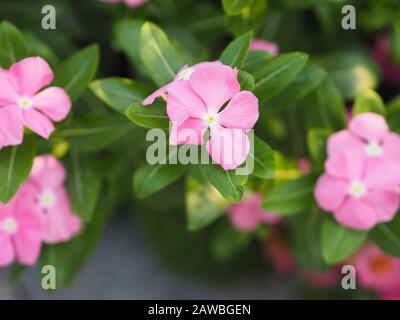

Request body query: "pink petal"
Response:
[250, 39, 279, 55]
[227, 203, 260, 231]
[364, 158, 400, 192]
[315, 174, 348, 212]
[170, 117, 208, 145]
[0, 69, 19, 104]
[349, 112, 389, 143]
[327, 130, 363, 156]
[363, 190, 399, 223]
[29, 155, 66, 190]
[334, 197, 377, 230]
[143, 84, 169, 105]
[0, 105, 24, 147]
[217, 91, 259, 129]
[14, 229, 42, 265]
[382, 132, 400, 162]
[206, 128, 250, 170]
[9, 57, 54, 96]
[325, 151, 364, 181]
[124, 0, 147, 6]
[32, 87, 71, 121]
[23, 108, 55, 139]
[189, 64, 240, 114]
[0, 234, 15, 267]
[166, 81, 207, 123]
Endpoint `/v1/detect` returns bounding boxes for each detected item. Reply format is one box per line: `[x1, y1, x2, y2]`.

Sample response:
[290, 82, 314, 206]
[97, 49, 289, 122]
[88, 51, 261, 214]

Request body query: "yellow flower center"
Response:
[39, 191, 56, 208]
[2, 217, 18, 234]
[349, 181, 366, 198]
[18, 97, 32, 110]
[207, 114, 216, 125]
[365, 142, 383, 157]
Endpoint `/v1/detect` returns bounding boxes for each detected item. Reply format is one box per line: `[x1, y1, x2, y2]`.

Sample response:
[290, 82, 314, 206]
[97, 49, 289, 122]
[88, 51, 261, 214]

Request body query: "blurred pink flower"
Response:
[352, 244, 400, 292]
[264, 228, 294, 275]
[0, 57, 71, 147]
[380, 289, 400, 300]
[226, 192, 281, 231]
[102, 0, 147, 7]
[166, 63, 258, 170]
[315, 113, 400, 230]
[250, 39, 279, 55]
[371, 35, 400, 83]
[0, 197, 42, 267]
[20, 155, 81, 244]
[298, 158, 311, 173]
[299, 268, 339, 287]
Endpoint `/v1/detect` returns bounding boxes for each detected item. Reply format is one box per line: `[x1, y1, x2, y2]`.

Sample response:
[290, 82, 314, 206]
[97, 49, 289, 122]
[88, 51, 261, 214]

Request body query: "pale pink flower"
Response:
[20, 155, 81, 244]
[226, 192, 281, 231]
[0, 197, 42, 267]
[371, 35, 400, 83]
[143, 61, 223, 106]
[352, 244, 400, 292]
[315, 113, 400, 230]
[0, 57, 71, 145]
[250, 39, 279, 55]
[299, 268, 340, 287]
[264, 228, 294, 275]
[102, 0, 147, 7]
[166, 63, 259, 170]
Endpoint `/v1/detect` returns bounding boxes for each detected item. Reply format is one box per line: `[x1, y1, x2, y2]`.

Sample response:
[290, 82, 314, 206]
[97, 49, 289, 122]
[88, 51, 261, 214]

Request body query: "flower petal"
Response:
[170, 118, 207, 145]
[14, 229, 42, 265]
[349, 112, 389, 143]
[143, 84, 169, 105]
[334, 197, 377, 230]
[327, 130, 363, 156]
[30, 155, 66, 190]
[189, 64, 240, 114]
[315, 174, 348, 212]
[0, 69, 19, 104]
[382, 132, 400, 162]
[206, 127, 250, 170]
[217, 91, 259, 129]
[23, 108, 55, 139]
[9, 57, 54, 96]
[32, 87, 71, 121]
[325, 150, 364, 181]
[363, 190, 399, 223]
[0, 233, 15, 267]
[0, 105, 24, 147]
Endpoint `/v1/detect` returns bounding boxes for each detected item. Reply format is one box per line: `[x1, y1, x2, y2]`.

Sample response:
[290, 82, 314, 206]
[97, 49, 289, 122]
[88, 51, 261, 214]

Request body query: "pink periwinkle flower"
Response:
[161, 63, 258, 170]
[371, 35, 400, 84]
[20, 155, 81, 244]
[264, 228, 294, 275]
[0, 197, 42, 267]
[0, 57, 71, 147]
[226, 192, 281, 231]
[315, 113, 400, 230]
[102, 0, 147, 7]
[299, 268, 340, 288]
[352, 244, 400, 292]
[250, 39, 279, 55]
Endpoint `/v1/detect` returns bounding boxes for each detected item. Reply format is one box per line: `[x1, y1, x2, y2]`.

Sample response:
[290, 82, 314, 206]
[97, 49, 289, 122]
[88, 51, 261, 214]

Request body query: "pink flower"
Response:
[352, 244, 400, 292]
[0, 197, 42, 267]
[102, 0, 147, 7]
[167, 63, 259, 169]
[20, 155, 81, 244]
[298, 158, 311, 173]
[250, 39, 279, 55]
[299, 268, 339, 288]
[371, 35, 400, 83]
[315, 113, 400, 230]
[0, 57, 71, 146]
[226, 192, 281, 231]
[380, 289, 400, 300]
[264, 228, 294, 275]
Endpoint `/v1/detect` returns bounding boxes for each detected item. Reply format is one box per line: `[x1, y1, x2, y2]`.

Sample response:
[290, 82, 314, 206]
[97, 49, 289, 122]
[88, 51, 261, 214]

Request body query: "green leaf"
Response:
[222, 0, 254, 15]
[316, 52, 380, 99]
[304, 78, 346, 131]
[139, 22, 185, 86]
[186, 173, 228, 231]
[247, 135, 275, 179]
[387, 95, 400, 132]
[391, 21, 400, 64]
[268, 64, 328, 110]
[238, 70, 255, 91]
[307, 128, 331, 167]
[134, 148, 187, 199]
[0, 21, 29, 68]
[199, 163, 247, 203]
[54, 44, 100, 102]
[262, 174, 316, 215]
[90, 78, 151, 114]
[353, 89, 386, 116]
[125, 101, 169, 129]
[321, 217, 368, 265]
[219, 31, 252, 67]
[371, 214, 400, 258]
[242, 51, 273, 76]
[24, 31, 58, 68]
[0, 135, 35, 203]
[66, 151, 102, 222]
[253, 52, 309, 102]
[56, 114, 132, 151]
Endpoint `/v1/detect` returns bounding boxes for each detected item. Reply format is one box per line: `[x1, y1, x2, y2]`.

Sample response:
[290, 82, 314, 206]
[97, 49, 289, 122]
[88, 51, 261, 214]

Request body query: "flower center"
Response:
[39, 190, 56, 208]
[349, 180, 366, 198]
[369, 256, 392, 276]
[177, 68, 194, 81]
[1, 217, 18, 234]
[206, 114, 218, 128]
[365, 142, 383, 157]
[18, 97, 32, 110]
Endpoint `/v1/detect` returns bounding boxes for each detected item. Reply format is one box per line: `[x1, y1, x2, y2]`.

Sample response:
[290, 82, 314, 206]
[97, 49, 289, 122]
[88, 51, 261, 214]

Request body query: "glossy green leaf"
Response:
[353, 89, 386, 116]
[238, 70, 255, 91]
[222, 0, 254, 15]
[0, 21, 29, 68]
[371, 214, 400, 258]
[125, 101, 169, 129]
[219, 31, 252, 67]
[247, 136, 275, 179]
[307, 128, 331, 167]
